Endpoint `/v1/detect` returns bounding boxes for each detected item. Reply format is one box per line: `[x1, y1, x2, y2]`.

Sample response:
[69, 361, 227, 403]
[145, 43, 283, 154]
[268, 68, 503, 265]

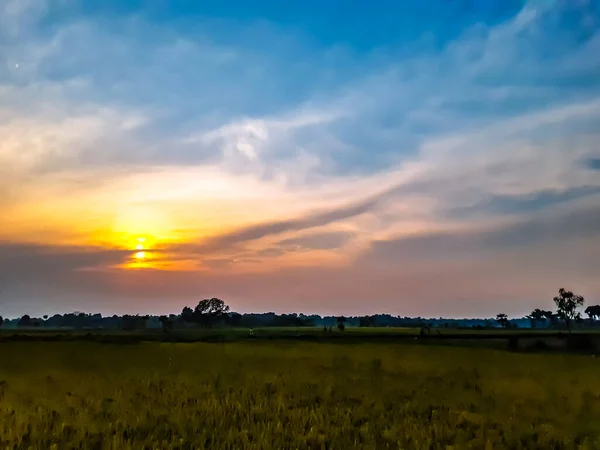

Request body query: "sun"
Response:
[133, 237, 148, 260]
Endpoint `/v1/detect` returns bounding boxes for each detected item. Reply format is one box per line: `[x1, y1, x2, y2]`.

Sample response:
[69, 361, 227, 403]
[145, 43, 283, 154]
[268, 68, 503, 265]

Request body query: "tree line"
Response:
[496, 288, 595, 332]
[1, 288, 598, 331]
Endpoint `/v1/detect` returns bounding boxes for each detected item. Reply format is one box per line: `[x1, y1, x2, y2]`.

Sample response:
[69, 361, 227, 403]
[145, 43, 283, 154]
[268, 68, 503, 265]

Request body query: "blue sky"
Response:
[52, 0, 525, 49]
[0, 0, 599, 318]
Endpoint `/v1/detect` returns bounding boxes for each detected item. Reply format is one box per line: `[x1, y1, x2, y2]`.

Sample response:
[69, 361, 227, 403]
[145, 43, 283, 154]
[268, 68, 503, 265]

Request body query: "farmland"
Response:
[1, 335, 600, 449]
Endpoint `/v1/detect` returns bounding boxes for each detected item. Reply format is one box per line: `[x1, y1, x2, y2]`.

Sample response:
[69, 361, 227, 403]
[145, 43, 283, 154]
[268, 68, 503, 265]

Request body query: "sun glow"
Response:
[133, 237, 149, 261]
[109, 205, 181, 248]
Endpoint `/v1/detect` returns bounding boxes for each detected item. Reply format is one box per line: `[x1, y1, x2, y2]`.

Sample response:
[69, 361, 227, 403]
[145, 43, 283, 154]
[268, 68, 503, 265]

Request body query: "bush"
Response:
[567, 335, 595, 352]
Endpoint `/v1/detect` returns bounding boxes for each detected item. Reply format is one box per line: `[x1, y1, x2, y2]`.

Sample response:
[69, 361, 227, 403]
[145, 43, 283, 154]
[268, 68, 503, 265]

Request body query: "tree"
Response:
[194, 298, 229, 315]
[495, 313, 509, 329]
[336, 316, 346, 332]
[181, 306, 194, 323]
[121, 315, 135, 331]
[554, 288, 585, 332]
[0, 316, 3, 328]
[585, 305, 600, 321]
[193, 298, 230, 327]
[159, 315, 173, 332]
[226, 312, 243, 327]
[527, 309, 552, 328]
[536, 309, 557, 328]
[121, 315, 147, 331]
[17, 315, 31, 328]
[526, 314, 535, 329]
[359, 316, 376, 327]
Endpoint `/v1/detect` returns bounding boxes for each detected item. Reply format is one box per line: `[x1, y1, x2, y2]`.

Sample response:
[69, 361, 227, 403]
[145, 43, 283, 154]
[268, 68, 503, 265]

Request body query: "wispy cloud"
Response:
[1, 0, 599, 316]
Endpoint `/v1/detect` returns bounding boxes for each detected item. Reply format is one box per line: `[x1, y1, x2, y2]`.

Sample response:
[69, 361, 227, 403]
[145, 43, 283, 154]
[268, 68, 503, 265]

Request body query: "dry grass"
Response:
[1, 341, 599, 449]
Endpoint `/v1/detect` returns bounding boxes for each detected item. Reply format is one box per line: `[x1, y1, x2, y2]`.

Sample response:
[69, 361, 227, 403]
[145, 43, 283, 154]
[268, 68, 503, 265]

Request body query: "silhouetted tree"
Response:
[17, 315, 31, 328]
[43, 315, 48, 320]
[122, 315, 135, 331]
[0, 316, 3, 328]
[554, 288, 585, 332]
[194, 298, 229, 315]
[226, 312, 243, 327]
[585, 305, 600, 321]
[526, 314, 535, 329]
[190, 298, 230, 327]
[527, 309, 552, 328]
[359, 316, 376, 327]
[495, 313, 509, 329]
[336, 316, 346, 332]
[159, 315, 173, 332]
[547, 312, 560, 329]
[181, 306, 194, 323]
[121, 314, 147, 331]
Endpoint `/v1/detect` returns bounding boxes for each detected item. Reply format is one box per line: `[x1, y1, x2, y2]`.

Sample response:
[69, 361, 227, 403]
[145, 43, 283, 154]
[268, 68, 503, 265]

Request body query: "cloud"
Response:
[360, 198, 600, 267]
[199, 196, 378, 249]
[0, 103, 147, 174]
[445, 186, 600, 217]
[1, 0, 599, 316]
[0, 242, 131, 279]
[3, 0, 599, 186]
[184, 109, 345, 180]
[0, 0, 49, 39]
[277, 230, 354, 251]
[585, 157, 600, 171]
[170, 94, 600, 254]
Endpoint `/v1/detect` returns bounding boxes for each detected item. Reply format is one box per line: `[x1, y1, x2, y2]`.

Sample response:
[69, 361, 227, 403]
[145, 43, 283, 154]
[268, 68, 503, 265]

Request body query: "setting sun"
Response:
[134, 237, 148, 260]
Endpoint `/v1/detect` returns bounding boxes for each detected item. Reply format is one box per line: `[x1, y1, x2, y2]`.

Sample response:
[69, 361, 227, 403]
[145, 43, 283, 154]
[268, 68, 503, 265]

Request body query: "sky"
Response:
[1, 0, 599, 318]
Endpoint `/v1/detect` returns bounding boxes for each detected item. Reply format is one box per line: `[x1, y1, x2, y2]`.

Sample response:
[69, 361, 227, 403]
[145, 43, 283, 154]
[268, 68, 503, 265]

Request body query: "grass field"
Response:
[3, 327, 599, 355]
[1, 340, 600, 449]
[4, 325, 600, 341]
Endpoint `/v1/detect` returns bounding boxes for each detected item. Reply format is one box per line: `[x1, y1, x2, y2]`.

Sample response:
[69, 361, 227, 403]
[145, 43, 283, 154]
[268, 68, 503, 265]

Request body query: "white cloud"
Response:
[0, 102, 149, 173]
[0, 0, 48, 37]
[1, 0, 599, 253]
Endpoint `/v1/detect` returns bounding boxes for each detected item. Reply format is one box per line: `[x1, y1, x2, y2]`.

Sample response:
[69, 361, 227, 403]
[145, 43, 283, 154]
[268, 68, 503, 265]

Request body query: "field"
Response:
[1, 337, 600, 449]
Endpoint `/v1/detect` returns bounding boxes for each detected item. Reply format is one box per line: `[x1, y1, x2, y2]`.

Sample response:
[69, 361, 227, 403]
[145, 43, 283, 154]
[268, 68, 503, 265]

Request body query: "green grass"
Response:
[3, 327, 599, 356]
[1, 341, 600, 449]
